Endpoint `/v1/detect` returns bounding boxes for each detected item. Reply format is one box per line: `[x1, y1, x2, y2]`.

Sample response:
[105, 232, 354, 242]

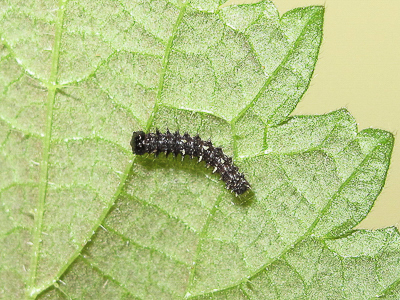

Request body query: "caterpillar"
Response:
[130, 130, 250, 195]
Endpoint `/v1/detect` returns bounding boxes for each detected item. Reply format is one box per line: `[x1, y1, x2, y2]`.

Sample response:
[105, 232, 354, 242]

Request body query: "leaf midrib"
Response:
[27, 0, 66, 298]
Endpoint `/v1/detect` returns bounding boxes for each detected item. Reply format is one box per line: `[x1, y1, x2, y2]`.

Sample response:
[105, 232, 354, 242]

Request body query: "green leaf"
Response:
[0, 0, 396, 299]
[195, 227, 400, 299]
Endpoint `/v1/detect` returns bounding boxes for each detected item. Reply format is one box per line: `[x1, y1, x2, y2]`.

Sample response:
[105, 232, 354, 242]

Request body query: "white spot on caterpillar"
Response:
[58, 280, 66, 285]
[103, 280, 109, 288]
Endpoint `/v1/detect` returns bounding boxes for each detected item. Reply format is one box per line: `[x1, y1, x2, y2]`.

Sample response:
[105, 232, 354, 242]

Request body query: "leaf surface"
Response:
[0, 0, 397, 299]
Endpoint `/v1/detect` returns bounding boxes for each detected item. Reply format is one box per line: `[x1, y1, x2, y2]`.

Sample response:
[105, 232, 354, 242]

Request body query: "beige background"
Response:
[225, 0, 400, 229]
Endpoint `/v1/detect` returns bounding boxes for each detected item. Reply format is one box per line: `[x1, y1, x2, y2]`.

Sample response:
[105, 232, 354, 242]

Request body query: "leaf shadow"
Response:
[134, 154, 254, 207]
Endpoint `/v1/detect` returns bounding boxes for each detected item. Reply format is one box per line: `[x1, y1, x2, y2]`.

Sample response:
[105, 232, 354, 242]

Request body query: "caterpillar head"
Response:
[131, 131, 146, 155]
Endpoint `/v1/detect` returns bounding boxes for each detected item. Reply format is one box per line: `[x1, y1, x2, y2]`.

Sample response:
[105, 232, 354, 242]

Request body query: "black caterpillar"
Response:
[130, 130, 250, 195]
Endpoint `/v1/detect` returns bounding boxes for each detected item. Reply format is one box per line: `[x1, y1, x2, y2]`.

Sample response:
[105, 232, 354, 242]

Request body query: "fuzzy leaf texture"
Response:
[0, 0, 398, 299]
